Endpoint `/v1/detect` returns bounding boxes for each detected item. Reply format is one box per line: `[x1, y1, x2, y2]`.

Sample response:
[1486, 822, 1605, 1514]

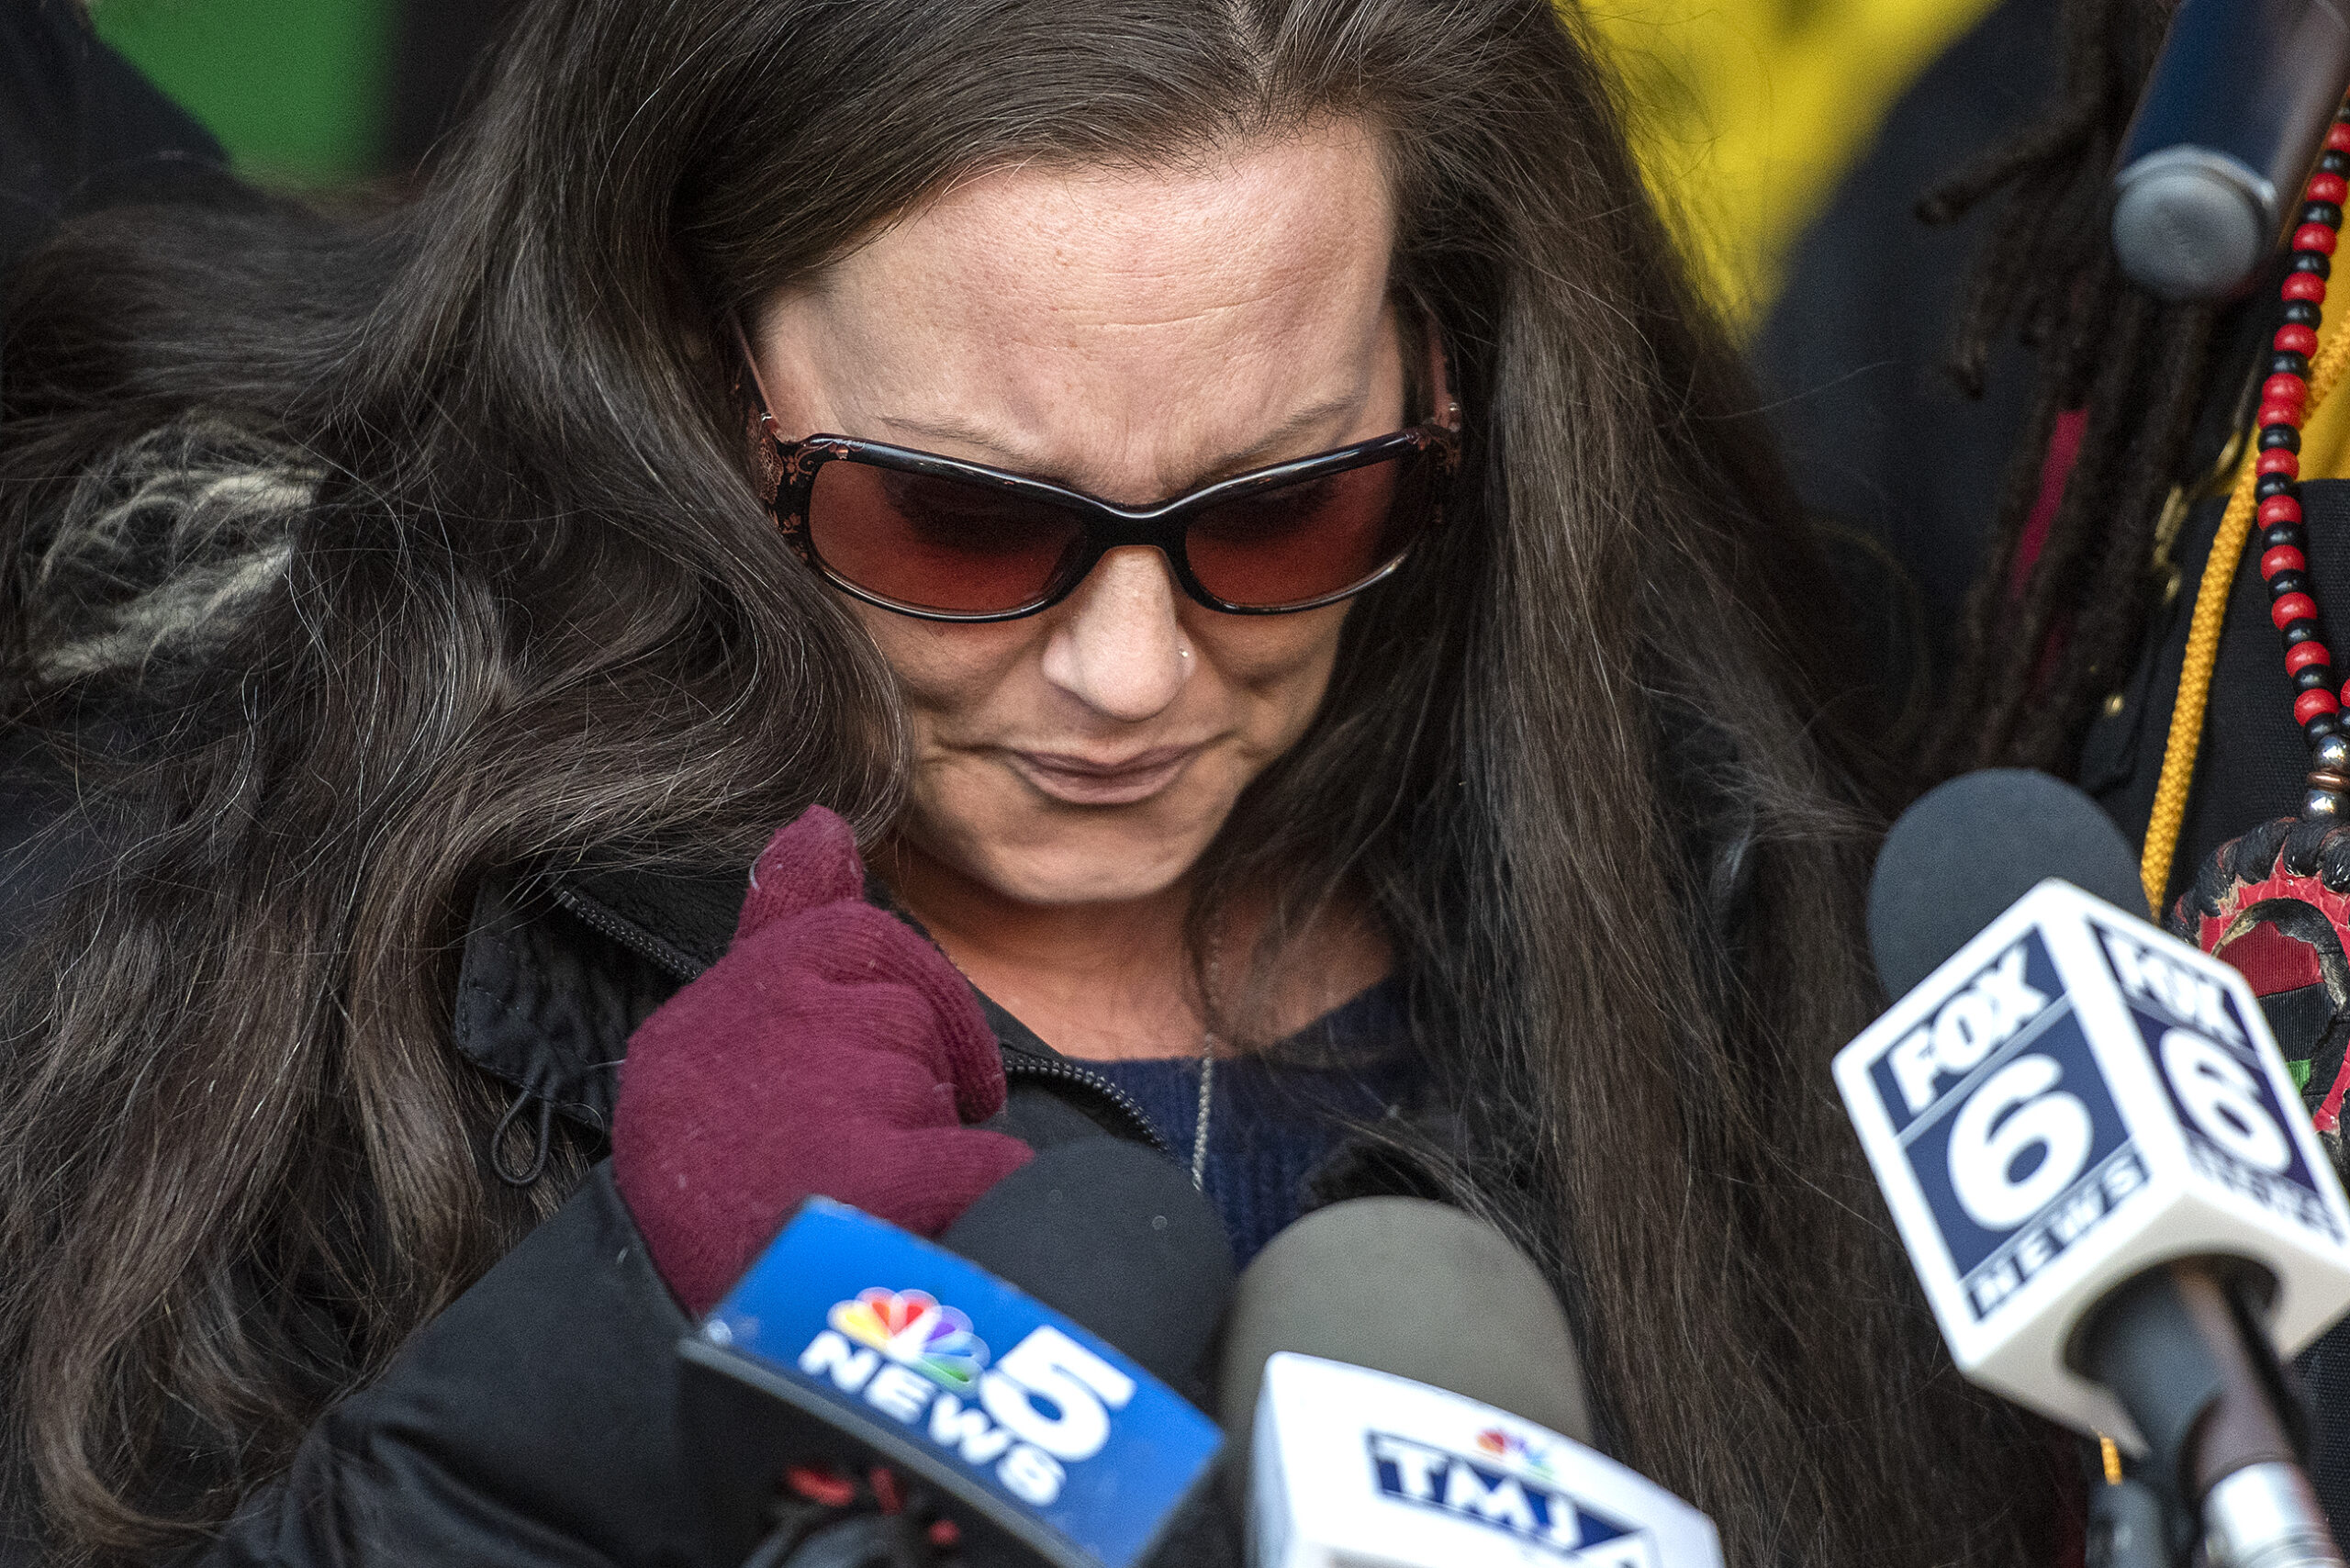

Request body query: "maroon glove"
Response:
[612, 807, 1033, 1316]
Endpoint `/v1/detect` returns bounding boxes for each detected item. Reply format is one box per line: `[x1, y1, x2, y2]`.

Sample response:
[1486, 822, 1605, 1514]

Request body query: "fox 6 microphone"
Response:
[1835, 769, 2350, 1568]
[678, 1138, 1233, 1568]
[1218, 1197, 1721, 1568]
[2111, 0, 2350, 301]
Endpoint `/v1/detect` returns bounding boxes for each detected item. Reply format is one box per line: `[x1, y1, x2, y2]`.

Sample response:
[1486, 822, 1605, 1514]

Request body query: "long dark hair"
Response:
[1922, 0, 2220, 776]
[0, 2, 2051, 1562]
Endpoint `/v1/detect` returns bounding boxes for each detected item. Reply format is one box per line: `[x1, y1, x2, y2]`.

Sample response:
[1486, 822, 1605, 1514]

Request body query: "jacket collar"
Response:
[446, 853, 1083, 1128]
[550, 858, 743, 982]
[450, 857, 745, 1135]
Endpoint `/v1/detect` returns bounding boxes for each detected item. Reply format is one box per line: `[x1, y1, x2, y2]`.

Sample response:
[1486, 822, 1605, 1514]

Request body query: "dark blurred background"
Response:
[85, 0, 1998, 297]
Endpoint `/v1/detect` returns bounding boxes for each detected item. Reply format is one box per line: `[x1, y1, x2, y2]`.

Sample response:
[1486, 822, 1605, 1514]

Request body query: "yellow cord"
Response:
[2141, 322, 2350, 915]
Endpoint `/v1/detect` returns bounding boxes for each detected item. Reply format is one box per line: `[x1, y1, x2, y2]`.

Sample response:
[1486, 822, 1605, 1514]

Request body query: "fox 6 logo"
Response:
[2091, 918, 2336, 1241]
[1871, 934, 2141, 1316]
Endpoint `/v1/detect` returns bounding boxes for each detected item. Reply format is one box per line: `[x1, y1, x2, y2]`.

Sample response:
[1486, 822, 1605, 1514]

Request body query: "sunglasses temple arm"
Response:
[730, 312, 789, 429]
[1422, 309, 1461, 431]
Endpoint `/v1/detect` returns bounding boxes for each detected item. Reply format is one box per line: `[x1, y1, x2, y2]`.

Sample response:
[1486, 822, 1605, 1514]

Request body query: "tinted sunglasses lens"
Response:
[807, 461, 1087, 615]
[1183, 450, 1429, 609]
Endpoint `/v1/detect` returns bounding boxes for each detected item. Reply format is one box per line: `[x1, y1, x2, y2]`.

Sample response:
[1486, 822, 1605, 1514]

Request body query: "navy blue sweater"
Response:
[1000, 979, 1420, 1267]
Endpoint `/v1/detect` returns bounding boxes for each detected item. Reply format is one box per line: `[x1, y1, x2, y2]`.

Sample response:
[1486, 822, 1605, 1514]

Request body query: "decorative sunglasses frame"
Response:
[762, 424, 1463, 622]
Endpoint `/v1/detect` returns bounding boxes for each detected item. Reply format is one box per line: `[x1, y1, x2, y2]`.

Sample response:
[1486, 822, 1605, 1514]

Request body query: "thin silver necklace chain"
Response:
[1190, 949, 1221, 1190]
[1190, 1047, 1215, 1189]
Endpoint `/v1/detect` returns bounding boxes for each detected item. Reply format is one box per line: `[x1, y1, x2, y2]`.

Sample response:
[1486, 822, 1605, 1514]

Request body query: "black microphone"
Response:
[1215, 1197, 1721, 1567]
[942, 1138, 1232, 1392]
[1864, 767, 2144, 1001]
[1840, 770, 2350, 1568]
[2112, 0, 2350, 300]
[679, 1137, 1234, 1568]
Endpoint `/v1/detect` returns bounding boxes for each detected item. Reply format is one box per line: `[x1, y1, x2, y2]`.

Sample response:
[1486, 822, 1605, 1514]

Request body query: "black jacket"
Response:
[0, 742, 1229, 1568]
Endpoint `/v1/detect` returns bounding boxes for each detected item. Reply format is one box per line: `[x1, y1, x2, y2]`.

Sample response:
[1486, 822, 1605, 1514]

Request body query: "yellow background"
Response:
[1588, 0, 2003, 320]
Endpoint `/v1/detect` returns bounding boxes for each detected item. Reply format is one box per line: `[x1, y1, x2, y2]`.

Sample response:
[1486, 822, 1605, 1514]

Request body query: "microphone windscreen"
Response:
[1216, 1197, 1592, 1448]
[1868, 768, 2143, 1000]
[941, 1137, 1234, 1391]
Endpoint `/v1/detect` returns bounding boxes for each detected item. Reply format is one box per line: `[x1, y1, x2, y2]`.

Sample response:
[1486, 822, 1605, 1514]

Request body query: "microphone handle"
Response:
[2083, 1260, 2343, 1568]
[2086, 1470, 2176, 1568]
[746, 1513, 931, 1568]
[2207, 1462, 2342, 1568]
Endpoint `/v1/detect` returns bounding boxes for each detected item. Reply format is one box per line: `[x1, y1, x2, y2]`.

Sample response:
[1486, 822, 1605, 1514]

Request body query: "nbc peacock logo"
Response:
[1475, 1426, 1564, 1484]
[827, 1287, 990, 1394]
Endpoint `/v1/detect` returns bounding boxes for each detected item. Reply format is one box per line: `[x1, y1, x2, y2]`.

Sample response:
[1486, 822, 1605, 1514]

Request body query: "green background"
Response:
[90, 0, 394, 185]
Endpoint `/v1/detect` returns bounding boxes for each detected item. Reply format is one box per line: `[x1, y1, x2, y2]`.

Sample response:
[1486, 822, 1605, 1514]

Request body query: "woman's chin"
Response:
[944, 813, 1215, 908]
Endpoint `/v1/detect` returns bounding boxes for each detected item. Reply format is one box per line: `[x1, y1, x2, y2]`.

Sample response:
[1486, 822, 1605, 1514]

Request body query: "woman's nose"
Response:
[1038, 546, 1192, 722]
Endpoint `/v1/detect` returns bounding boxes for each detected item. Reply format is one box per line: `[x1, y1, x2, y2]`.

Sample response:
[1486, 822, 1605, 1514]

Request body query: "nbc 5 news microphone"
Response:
[1835, 770, 2350, 1568]
[678, 1138, 1233, 1568]
[1217, 1197, 1722, 1568]
[2112, 0, 2350, 300]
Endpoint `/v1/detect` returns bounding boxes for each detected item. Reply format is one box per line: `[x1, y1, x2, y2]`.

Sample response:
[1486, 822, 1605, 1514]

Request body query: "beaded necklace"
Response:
[2254, 113, 2350, 816]
[2170, 106, 2350, 1180]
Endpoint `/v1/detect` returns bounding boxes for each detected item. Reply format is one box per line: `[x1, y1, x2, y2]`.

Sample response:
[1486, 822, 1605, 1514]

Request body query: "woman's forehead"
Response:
[907, 129, 1387, 297]
[755, 124, 1404, 498]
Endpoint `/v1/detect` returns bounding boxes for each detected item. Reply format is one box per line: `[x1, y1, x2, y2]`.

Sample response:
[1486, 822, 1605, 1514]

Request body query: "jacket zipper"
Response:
[551, 883, 711, 982]
[999, 1051, 1170, 1154]
[550, 879, 1170, 1154]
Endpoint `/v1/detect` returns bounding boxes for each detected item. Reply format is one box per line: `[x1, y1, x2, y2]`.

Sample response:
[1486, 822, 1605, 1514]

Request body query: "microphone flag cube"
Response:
[1834, 879, 2350, 1446]
[678, 1198, 1222, 1568]
[1250, 1352, 1720, 1568]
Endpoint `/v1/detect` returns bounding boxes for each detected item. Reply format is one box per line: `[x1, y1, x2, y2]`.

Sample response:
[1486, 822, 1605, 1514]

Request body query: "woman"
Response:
[0, 0, 2053, 1562]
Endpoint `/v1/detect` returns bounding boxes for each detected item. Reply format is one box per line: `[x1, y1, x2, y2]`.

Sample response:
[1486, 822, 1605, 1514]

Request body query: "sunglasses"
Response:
[738, 328, 1462, 622]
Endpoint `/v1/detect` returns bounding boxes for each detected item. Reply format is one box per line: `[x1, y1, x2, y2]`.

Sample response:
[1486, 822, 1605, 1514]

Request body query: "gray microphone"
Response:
[1216, 1198, 1719, 1568]
[2113, 0, 2350, 300]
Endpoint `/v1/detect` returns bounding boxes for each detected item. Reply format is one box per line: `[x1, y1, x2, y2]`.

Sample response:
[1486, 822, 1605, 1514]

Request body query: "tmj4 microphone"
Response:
[1838, 769, 2350, 1568]
[1218, 1196, 1720, 1568]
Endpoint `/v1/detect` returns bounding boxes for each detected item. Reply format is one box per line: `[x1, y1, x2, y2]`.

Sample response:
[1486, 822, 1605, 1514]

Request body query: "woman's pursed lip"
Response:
[1004, 744, 1203, 803]
[1014, 745, 1197, 777]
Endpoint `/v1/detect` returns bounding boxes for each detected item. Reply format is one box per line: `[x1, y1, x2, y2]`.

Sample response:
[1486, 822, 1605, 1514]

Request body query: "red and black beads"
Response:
[2260, 113, 2350, 761]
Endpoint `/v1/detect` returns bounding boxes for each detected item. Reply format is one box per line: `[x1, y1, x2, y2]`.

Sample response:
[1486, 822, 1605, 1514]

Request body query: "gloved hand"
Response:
[612, 806, 1033, 1316]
